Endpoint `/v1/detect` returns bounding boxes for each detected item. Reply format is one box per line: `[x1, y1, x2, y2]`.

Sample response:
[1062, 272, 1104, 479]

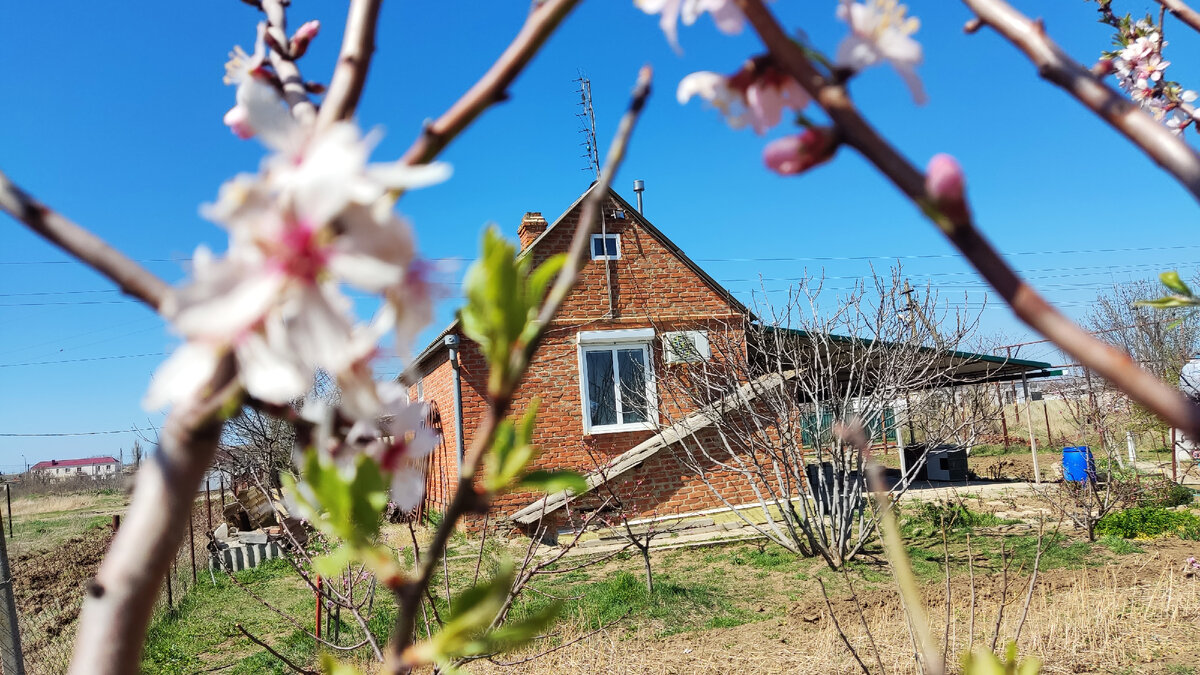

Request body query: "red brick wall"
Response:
[412, 189, 769, 532]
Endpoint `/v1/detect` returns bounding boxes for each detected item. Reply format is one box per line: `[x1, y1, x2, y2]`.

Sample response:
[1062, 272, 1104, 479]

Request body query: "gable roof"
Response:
[30, 456, 119, 471]
[405, 183, 750, 373]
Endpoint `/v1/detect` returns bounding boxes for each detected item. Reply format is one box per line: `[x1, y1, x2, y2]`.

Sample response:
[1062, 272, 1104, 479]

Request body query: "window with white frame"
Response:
[577, 329, 656, 433]
[590, 233, 620, 260]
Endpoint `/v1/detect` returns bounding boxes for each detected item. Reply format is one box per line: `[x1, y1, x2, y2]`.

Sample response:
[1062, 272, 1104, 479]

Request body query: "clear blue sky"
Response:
[2, 1, 1197, 471]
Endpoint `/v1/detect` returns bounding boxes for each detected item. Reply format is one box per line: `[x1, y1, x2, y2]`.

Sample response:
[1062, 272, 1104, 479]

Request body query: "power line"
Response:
[0, 352, 167, 368]
[0, 427, 158, 437]
[693, 243, 1200, 263]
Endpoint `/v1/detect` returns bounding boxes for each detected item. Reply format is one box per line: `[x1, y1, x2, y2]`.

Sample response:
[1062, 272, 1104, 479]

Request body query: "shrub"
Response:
[1140, 480, 1195, 508]
[907, 502, 1004, 529]
[1095, 507, 1200, 540]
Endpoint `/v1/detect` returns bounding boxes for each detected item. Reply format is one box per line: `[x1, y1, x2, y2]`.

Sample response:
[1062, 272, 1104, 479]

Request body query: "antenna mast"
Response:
[575, 74, 599, 178]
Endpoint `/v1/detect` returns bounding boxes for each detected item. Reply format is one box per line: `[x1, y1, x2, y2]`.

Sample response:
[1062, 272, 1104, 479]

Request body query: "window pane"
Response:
[604, 236, 618, 256]
[585, 350, 616, 427]
[592, 237, 606, 258]
[618, 348, 648, 423]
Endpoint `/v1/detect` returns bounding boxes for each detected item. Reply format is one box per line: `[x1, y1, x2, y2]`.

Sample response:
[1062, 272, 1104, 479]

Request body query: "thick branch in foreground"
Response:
[384, 66, 653, 673]
[316, 0, 383, 130]
[734, 0, 1200, 439]
[1157, 0, 1200, 37]
[0, 170, 169, 310]
[961, 0, 1200, 202]
[69, 359, 239, 674]
[399, 0, 582, 166]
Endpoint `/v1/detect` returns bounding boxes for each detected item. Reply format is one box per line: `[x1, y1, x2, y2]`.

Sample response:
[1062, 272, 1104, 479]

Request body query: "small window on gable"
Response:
[591, 234, 620, 260]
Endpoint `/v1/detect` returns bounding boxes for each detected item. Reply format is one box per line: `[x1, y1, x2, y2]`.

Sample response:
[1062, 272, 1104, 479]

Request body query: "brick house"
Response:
[405, 183, 1055, 536]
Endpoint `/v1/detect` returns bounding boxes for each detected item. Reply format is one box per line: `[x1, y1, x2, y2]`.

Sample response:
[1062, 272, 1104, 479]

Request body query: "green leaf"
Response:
[320, 654, 365, 675]
[519, 470, 588, 496]
[406, 564, 515, 665]
[1134, 296, 1199, 309]
[1160, 270, 1193, 296]
[485, 401, 542, 493]
[312, 546, 358, 579]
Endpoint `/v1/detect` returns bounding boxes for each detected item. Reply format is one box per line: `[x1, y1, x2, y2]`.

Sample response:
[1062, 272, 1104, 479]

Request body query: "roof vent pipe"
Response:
[633, 179, 645, 214]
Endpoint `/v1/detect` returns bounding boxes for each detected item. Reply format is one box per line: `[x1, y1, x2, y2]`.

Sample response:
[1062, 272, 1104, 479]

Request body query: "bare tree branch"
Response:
[1157, 0, 1200, 35]
[0, 170, 169, 310]
[316, 0, 383, 130]
[734, 0, 1200, 439]
[237, 624, 317, 675]
[399, 0, 582, 166]
[962, 0, 1200, 200]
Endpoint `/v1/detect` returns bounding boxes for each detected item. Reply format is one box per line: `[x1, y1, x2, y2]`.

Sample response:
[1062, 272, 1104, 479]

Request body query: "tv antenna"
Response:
[575, 74, 599, 178]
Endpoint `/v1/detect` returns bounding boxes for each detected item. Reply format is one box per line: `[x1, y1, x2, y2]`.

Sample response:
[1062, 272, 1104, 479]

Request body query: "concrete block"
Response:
[239, 530, 269, 545]
[213, 523, 230, 541]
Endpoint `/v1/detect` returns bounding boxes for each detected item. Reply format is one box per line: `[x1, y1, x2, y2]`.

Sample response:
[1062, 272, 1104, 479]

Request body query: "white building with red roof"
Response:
[29, 456, 120, 480]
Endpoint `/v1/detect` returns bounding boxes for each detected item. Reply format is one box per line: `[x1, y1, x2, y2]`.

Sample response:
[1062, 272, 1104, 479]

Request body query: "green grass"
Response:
[510, 570, 750, 638]
[142, 558, 383, 674]
[1098, 534, 1144, 555]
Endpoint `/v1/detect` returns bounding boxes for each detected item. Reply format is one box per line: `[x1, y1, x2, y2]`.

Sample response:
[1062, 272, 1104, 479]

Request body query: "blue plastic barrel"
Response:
[1062, 446, 1095, 482]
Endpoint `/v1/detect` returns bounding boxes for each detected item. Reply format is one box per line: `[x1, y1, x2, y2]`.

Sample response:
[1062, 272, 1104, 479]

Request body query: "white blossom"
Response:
[149, 78, 450, 416]
[835, 0, 926, 105]
[635, 0, 745, 52]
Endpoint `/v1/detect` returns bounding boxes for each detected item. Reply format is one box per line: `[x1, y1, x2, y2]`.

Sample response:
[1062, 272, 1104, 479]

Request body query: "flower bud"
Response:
[925, 153, 965, 204]
[762, 127, 837, 176]
[223, 105, 255, 140]
[290, 20, 320, 59]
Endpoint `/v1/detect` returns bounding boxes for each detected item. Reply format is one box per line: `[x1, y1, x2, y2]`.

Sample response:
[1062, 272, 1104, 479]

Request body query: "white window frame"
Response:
[576, 330, 657, 434]
[590, 233, 621, 260]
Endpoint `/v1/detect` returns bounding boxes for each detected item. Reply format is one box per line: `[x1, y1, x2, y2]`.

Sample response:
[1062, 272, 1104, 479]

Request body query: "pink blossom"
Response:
[677, 60, 810, 134]
[762, 128, 837, 176]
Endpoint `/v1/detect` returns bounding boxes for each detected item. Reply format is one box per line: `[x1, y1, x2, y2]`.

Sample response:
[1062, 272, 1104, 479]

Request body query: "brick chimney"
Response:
[518, 212, 547, 249]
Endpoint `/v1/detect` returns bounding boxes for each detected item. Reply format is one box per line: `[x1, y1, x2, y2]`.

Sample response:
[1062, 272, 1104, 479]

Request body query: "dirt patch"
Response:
[13, 530, 112, 666]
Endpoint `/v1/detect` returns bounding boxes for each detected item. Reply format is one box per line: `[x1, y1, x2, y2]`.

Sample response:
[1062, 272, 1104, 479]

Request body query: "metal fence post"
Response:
[189, 507, 198, 585]
[0, 509, 25, 675]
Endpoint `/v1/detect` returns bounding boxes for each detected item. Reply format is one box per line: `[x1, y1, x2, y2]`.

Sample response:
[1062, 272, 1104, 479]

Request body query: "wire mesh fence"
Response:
[2, 481, 223, 675]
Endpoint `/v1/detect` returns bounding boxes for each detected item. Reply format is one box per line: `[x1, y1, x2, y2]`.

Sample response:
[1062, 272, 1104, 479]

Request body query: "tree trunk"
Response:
[640, 545, 654, 593]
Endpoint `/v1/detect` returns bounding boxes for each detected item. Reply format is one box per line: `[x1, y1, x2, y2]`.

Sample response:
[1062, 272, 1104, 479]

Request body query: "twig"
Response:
[818, 578, 872, 675]
[0, 170, 169, 310]
[1157, 0, 1200, 37]
[399, 0, 582, 166]
[237, 623, 317, 675]
[260, 0, 318, 124]
[961, 0, 1200, 200]
[71, 360, 239, 674]
[966, 533, 976, 652]
[1013, 519, 1050, 644]
[735, 0, 1200, 439]
[384, 66, 652, 673]
[990, 541, 1011, 652]
[941, 517, 951, 668]
[855, 434, 943, 675]
[840, 568, 886, 675]
[315, 0, 383, 130]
